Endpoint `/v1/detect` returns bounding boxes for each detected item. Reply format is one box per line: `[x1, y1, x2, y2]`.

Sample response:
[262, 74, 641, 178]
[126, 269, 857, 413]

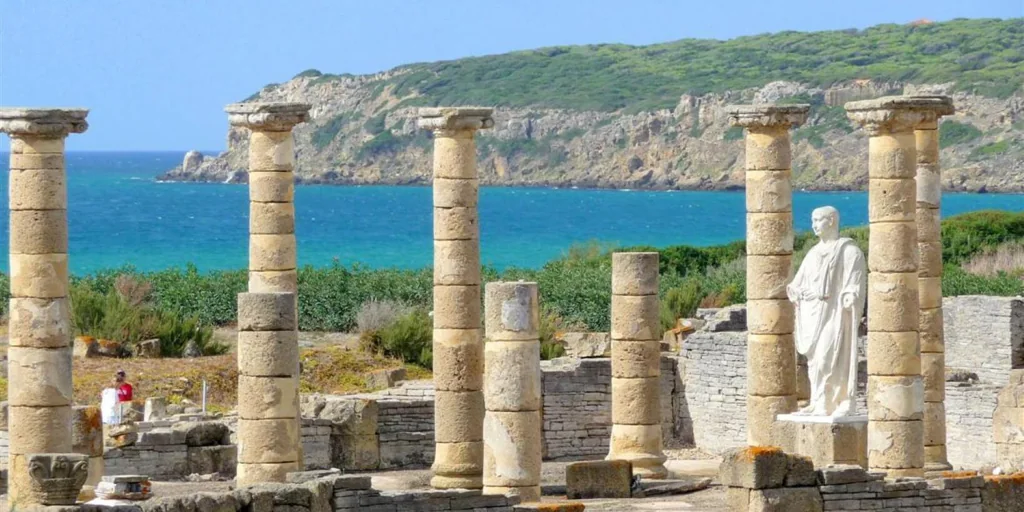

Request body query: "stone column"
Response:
[235, 291, 301, 486]
[418, 107, 494, 489]
[1, 108, 87, 507]
[227, 102, 309, 469]
[847, 96, 950, 478]
[607, 252, 668, 478]
[225, 102, 310, 294]
[483, 282, 542, 502]
[910, 96, 954, 472]
[726, 104, 808, 449]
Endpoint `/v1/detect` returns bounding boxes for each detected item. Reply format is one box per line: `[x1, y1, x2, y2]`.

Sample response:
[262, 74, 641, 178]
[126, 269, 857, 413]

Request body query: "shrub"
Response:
[362, 308, 433, 368]
[943, 264, 1024, 296]
[970, 139, 1010, 159]
[157, 313, 224, 357]
[939, 120, 983, 147]
[356, 299, 412, 334]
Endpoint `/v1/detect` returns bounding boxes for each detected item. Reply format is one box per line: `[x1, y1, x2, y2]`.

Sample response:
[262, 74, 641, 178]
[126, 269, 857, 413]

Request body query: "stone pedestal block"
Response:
[778, 414, 868, 468]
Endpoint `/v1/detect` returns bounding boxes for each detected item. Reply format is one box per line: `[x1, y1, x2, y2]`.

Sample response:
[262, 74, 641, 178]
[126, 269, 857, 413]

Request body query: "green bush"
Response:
[943, 264, 1024, 296]
[939, 120, 983, 146]
[970, 139, 1010, 159]
[941, 211, 1024, 265]
[361, 308, 433, 368]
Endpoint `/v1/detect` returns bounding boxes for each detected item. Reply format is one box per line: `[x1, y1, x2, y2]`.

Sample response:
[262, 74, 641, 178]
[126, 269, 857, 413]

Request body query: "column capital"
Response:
[417, 107, 494, 133]
[907, 95, 955, 130]
[225, 102, 311, 131]
[726, 104, 809, 131]
[0, 108, 89, 138]
[846, 96, 953, 135]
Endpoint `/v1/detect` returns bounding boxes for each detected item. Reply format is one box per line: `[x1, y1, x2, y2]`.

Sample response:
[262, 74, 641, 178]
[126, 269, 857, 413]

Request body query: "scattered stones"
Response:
[181, 339, 203, 358]
[367, 367, 407, 390]
[73, 336, 99, 359]
[697, 304, 748, 332]
[95, 474, 152, 501]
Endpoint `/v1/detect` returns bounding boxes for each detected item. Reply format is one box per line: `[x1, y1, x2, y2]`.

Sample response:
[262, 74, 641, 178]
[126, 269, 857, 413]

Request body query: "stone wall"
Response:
[945, 296, 1024, 386]
[946, 382, 1001, 469]
[679, 331, 747, 451]
[721, 447, 1024, 512]
[539, 356, 677, 460]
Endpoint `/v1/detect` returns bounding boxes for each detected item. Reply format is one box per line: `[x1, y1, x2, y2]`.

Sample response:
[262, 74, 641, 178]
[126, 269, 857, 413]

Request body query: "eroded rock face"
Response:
[159, 75, 1024, 193]
[182, 150, 204, 173]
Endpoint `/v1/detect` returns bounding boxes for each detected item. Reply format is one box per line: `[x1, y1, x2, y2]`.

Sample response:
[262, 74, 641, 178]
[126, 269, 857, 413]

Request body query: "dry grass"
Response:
[6, 345, 431, 411]
[963, 242, 1024, 277]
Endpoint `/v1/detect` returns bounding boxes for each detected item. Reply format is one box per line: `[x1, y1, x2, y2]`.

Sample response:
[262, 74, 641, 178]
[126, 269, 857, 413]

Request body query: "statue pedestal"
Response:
[778, 414, 868, 469]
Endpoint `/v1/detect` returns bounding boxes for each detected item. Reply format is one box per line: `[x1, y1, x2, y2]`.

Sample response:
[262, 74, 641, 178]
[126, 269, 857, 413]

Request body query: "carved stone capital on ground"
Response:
[0, 108, 89, 138]
[26, 453, 90, 505]
[845, 96, 953, 135]
[225, 102, 311, 131]
[417, 107, 494, 134]
[726, 104, 809, 131]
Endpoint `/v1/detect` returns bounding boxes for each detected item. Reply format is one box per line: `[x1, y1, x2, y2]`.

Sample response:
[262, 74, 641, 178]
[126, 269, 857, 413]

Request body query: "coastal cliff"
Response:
[161, 19, 1024, 192]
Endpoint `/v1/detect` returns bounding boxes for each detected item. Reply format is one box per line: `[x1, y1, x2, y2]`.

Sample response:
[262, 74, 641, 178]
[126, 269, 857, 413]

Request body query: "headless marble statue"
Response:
[786, 206, 866, 417]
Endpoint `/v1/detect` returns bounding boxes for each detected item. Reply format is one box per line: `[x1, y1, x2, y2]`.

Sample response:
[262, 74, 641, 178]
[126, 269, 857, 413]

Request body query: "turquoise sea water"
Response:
[0, 151, 1021, 274]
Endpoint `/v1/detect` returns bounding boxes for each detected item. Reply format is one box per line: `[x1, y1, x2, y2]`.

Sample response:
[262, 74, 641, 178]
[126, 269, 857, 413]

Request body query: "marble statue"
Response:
[787, 206, 866, 417]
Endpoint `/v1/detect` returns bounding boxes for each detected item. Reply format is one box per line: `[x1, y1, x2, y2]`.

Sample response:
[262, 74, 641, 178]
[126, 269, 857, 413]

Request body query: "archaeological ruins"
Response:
[1, 96, 1024, 511]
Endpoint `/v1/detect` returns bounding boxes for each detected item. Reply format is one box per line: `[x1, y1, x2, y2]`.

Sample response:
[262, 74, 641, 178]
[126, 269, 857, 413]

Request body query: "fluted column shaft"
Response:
[1, 108, 87, 507]
[607, 252, 668, 478]
[848, 96, 951, 478]
[727, 104, 808, 450]
[227, 102, 310, 484]
[911, 98, 954, 471]
[419, 107, 494, 489]
[483, 282, 542, 502]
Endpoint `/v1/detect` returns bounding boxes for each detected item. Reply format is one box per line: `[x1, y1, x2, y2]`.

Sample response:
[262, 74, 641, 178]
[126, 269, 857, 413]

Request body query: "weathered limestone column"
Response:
[911, 96, 955, 472]
[419, 107, 494, 489]
[726, 104, 808, 449]
[225, 102, 310, 294]
[483, 282, 542, 502]
[847, 96, 949, 478]
[227, 102, 309, 469]
[235, 291, 301, 486]
[1, 108, 87, 507]
[607, 252, 668, 478]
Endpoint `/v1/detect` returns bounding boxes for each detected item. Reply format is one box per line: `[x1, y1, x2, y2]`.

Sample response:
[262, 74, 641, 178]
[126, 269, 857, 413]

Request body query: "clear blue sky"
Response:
[1, 1, 1020, 151]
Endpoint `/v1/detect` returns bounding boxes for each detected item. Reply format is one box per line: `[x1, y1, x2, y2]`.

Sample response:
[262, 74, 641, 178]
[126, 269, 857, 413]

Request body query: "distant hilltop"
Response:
[162, 18, 1024, 193]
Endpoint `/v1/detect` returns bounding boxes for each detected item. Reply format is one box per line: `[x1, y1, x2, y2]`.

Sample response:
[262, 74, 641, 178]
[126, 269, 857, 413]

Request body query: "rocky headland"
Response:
[161, 19, 1024, 192]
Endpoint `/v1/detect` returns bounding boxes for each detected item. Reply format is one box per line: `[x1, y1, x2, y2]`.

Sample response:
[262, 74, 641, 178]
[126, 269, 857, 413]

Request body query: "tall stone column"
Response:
[847, 96, 949, 478]
[225, 102, 310, 294]
[227, 102, 310, 469]
[607, 252, 668, 478]
[726, 104, 808, 449]
[419, 107, 494, 489]
[483, 282, 542, 502]
[911, 96, 954, 472]
[235, 291, 301, 485]
[1, 108, 87, 507]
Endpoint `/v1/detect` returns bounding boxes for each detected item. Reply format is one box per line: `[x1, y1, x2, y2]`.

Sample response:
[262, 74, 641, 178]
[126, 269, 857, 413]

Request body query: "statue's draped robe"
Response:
[788, 238, 866, 415]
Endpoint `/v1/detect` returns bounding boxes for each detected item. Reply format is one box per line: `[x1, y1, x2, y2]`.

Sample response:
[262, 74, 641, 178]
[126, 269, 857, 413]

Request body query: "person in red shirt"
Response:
[115, 370, 133, 403]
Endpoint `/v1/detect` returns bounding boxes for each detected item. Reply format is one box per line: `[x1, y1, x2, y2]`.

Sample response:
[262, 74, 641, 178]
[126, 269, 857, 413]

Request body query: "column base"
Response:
[778, 413, 867, 469]
[882, 467, 925, 479]
[484, 485, 541, 503]
[605, 453, 669, 479]
[431, 474, 483, 489]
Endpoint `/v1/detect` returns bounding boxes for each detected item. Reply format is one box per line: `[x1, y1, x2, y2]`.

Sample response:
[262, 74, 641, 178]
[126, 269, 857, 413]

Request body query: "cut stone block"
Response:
[565, 460, 633, 499]
[719, 446, 789, 489]
[749, 487, 823, 512]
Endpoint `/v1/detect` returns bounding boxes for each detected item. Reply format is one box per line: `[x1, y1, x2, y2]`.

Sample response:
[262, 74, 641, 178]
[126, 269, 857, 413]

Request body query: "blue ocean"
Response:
[0, 151, 1021, 274]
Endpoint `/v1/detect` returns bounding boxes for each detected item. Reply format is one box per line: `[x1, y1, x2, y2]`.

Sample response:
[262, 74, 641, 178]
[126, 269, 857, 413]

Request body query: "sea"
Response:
[0, 151, 1021, 275]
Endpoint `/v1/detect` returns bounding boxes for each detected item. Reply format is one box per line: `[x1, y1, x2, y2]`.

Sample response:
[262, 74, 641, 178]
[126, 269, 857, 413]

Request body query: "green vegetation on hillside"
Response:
[377, 18, 1022, 112]
[939, 120, 984, 146]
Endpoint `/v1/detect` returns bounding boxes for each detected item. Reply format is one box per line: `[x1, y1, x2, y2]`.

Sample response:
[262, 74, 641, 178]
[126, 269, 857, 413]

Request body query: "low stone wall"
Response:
[539, 356, 677, 460]
[377, 397, 435, 469]
[69, 472, 523, 511]
[721, 447, 1024, 512]
[679, 331, 747, 451]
